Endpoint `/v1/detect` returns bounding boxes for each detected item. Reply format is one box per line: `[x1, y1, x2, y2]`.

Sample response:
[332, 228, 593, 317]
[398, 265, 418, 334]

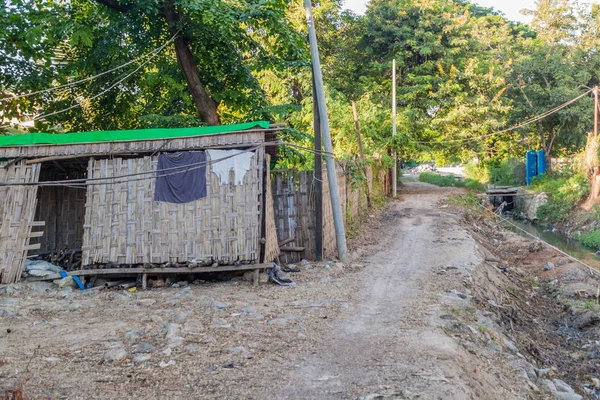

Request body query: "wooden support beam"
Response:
[253, 268, 259, 287]
[279, 246, 305, 252]
[351, 100, 372, 208]
[278, 237, 296, 247]
[3, 157, 25, 169]
[33, 263, 272, 280]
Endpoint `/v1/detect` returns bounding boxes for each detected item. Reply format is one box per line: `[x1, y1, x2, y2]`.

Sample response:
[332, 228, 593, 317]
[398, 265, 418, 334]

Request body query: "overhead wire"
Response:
[0, 33, 179, 103]
[0, 141, 330, 188]
[414, 89, 592, 145]
[29, 43, 169, 123]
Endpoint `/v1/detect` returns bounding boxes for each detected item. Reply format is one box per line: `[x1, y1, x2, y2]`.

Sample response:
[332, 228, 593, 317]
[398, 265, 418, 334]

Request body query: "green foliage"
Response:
[419, 173, 485, 192]
[2, 0, 599, 179]
[533, 173, 589, 223]
[579, 231, 600, 251]
[1, 0, 307, 131]
[487, 159, 524, 186]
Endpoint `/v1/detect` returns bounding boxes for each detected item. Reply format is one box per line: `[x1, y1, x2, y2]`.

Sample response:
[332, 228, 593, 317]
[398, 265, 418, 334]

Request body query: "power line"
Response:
[415, 89, 592, 145]
[0, 141, 334, 188]
[30, 49, 161, 122]
[0, 33, 179, 103]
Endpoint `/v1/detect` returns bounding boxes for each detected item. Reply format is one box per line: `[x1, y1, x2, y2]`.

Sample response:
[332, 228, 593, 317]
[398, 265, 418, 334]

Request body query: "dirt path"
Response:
[1, 179, 548, 399]
[278, 178, 520, 399]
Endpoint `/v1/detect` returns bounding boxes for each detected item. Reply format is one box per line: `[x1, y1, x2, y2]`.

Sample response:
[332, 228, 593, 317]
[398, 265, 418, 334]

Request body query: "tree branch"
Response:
[94, 0, 132, 13]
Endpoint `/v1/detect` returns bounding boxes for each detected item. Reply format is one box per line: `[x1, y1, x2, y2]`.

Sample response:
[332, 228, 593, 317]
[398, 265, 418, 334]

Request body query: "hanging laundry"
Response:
[154, 151, 207, 204]
[206, 149, 254, 185]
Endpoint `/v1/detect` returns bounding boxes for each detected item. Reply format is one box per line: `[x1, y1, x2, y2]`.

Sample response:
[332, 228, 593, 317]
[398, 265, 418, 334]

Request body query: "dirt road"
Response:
[278, 178, 521, 399]
[2, 178, 574, 399]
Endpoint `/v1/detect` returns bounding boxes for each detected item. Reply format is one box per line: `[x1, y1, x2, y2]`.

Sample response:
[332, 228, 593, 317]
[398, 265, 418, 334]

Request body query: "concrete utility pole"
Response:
[312, 72, 323, 261]
[304, 0, 347, 262]
[392, 59, 397, 197]
[595, 86, 598, 137]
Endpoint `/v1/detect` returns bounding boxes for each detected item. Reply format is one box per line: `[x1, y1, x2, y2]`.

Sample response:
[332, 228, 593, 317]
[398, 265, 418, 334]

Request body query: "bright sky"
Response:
[342, 0, 536, 23]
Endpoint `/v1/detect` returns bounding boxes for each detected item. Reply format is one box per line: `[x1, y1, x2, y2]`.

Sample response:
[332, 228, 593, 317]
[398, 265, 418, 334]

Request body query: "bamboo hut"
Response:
[0, 121, 280, 284]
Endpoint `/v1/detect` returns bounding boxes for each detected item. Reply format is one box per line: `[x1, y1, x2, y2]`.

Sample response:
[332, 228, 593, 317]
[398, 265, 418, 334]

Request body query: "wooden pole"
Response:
[305, 0, 347, 262]
[313, 72, 323, 261]
[595, 86, 598, 137]
[351, 101, 372, 207]
[392, 59, 397, 197]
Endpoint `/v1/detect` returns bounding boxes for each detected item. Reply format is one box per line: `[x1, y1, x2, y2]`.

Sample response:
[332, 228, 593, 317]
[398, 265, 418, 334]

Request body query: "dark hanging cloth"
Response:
[154, 151, 207, 204]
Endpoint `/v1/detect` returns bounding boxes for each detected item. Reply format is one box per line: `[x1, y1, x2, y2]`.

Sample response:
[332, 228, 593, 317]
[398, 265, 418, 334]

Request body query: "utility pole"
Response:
[304, 0, 347, 262]
[595, 86, 598, 137]
[392, 59, 397, 197]
[313, 72, 323, 261]
[351, 101, 372, 207]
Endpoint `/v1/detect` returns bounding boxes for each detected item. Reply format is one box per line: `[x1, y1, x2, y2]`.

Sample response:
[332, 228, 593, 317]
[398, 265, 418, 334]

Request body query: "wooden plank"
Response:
[280, 246, 305, 252]
[34, 263, 272, 280]
[25, 243, 41, 251]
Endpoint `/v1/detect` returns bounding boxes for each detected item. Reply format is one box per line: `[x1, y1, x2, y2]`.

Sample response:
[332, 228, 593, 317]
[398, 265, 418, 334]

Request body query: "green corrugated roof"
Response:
[0, 121, 271, 147]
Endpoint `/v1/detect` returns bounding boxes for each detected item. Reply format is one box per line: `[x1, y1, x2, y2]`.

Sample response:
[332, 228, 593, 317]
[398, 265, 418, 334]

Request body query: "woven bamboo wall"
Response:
[263, 154, 279, 263]
[0, 162, 41, 283]
[273, 162, 389, 263]
[81, 150, 262, 266]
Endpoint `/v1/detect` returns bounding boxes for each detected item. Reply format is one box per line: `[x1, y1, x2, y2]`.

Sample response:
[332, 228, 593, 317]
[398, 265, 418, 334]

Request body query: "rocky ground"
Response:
[1, 177, 599, 399]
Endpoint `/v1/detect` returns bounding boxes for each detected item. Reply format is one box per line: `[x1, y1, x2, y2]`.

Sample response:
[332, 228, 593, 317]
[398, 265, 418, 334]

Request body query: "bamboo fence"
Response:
[272, 162, 390, 263]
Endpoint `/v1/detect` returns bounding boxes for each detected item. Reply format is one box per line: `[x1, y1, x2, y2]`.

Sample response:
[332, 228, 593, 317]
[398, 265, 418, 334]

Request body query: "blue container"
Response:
[537, 149, 546, 176]
[526, 150, 537, 185]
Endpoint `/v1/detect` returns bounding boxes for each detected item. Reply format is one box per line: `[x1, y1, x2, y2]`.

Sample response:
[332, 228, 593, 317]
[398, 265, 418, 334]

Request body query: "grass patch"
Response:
[579, 230, 600, 250]
[448, 192, 481, 210]
[419, 172, 485, 192]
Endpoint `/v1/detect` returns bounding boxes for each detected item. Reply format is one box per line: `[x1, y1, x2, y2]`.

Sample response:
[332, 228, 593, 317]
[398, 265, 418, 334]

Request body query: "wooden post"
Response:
[391, 59, 397, 198]
[142, 273, 147, 290]
[253, 268, 259, 287]
[594, 86, 598, 137]
[351, 101, 372, 207]
[313, 72, 323, 261]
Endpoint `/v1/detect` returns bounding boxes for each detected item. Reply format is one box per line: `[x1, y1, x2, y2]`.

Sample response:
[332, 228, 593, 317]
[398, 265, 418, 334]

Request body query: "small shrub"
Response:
[487, 159, 521, 186]
[579, 230, 600, 250]
[449, 192, 481, 209]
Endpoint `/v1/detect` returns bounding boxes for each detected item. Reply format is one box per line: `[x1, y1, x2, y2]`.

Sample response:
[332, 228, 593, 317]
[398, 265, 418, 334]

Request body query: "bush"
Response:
[419, 172, 485, 191]
[579, 230, 600, 250]
[487, 159, 524, 186]
[532, 173, 589, 223]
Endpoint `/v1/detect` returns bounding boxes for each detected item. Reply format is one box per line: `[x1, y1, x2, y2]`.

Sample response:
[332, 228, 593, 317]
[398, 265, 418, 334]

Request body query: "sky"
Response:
[342, 0, 537, 23]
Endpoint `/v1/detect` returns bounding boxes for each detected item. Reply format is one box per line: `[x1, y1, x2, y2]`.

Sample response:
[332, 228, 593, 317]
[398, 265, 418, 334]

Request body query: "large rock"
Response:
[552, 379, 575, 393]
[516, 189, 548, 221]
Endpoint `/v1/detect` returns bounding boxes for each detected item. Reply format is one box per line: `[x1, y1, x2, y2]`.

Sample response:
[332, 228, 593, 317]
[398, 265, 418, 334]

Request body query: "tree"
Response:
[1, 0, 306, 130]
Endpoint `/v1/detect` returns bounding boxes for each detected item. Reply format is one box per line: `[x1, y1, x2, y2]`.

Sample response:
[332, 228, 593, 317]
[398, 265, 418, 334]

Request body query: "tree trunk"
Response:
[163, 6, 220, 125]
[95, 0, 221, 125]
